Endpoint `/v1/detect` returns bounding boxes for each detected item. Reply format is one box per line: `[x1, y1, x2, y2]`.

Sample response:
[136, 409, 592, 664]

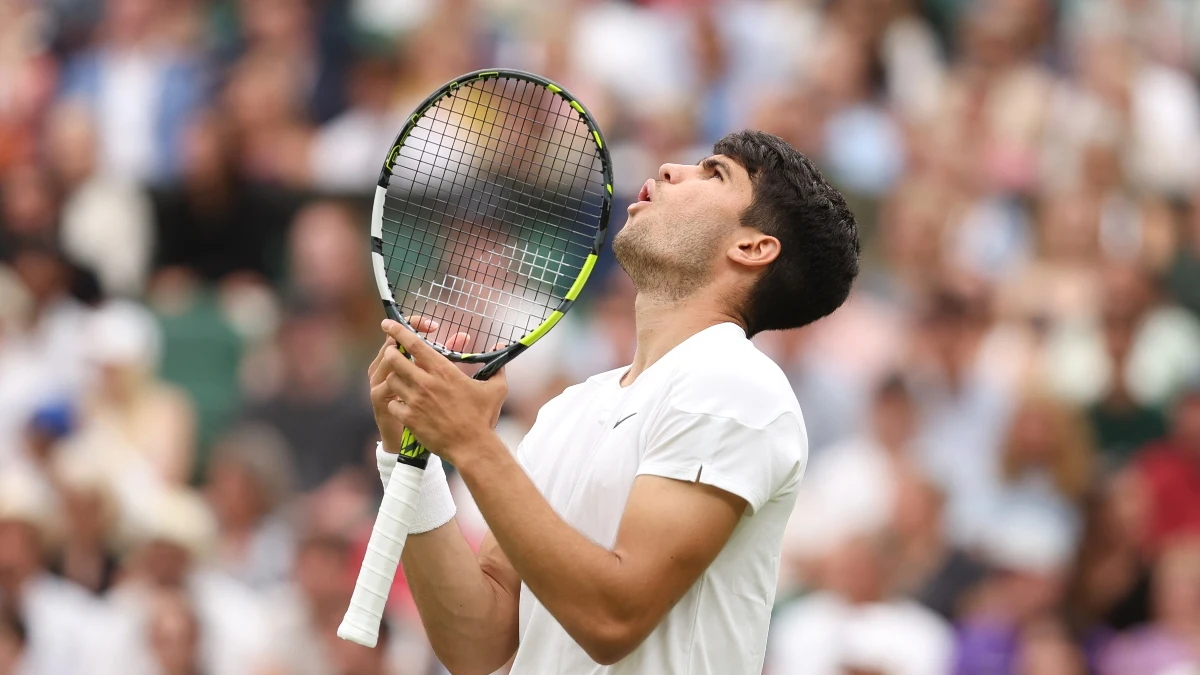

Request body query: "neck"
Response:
[622, 292, 744, 386]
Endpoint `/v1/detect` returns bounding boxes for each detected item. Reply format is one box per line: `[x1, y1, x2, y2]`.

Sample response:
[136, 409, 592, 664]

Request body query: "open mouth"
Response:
[637, 179, 653, 203]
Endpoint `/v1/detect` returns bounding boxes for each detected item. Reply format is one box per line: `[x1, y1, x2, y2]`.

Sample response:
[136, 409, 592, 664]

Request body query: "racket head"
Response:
[370, 69, 612, 364]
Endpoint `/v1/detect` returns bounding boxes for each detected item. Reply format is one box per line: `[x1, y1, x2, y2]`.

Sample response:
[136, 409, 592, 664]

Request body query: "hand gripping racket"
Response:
[337, 69, 612, 647]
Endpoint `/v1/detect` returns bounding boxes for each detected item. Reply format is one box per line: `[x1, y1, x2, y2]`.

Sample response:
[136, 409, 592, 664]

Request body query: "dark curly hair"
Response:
[713, 131, 860, 336]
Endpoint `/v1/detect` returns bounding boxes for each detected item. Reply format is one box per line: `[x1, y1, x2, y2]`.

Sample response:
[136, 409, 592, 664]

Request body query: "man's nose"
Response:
[657, 163, 697, 184]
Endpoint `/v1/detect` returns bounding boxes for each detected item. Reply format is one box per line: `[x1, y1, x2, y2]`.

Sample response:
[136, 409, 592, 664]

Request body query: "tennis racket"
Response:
[337, 69, 612, 648]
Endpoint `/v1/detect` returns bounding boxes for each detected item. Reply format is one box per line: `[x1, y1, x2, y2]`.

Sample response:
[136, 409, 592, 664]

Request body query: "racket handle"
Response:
[337, 461, 425, 647]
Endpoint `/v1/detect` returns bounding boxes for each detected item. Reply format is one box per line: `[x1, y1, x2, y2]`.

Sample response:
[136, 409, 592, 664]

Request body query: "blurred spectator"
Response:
[0, 163, 60, 253]
[47, 101, 155, 299]
[1066, 472, 1154, 648]
[0, 243, 91, 469]
[1165, 190, 1200, 320]
[766, 533, 956, 675]
[782, 374, 925, 580]
[992, 389, 1094, 546]
[284, 201, 379, 352]
[48, 455, 121, 595]
[243, 302, 376, 492]
[1129, 381, 1200, 556]
[265, 536, 353, 675]
[1085, 307, 1170, 470]
[1045, 260, 1200, 410]
[150, 110, 292, 284]
[889, 477, 989, 621]
[150, 277, 247, 474]
[0, 471, 99, 675]
[220, 49, 313, 188]
[308, 53, 404, 194]
[0, 1, 57, 174]
[101, 486, 276, 675]
[144, 588, 203, 675]
[203, 424, 297, 589]
[955, 506, 1078, 675]
[909, 286, 1018, 546]
[227, 0, 350, 125]
[0, 402, 73, 510]
[56, 300, 196, 522]
[58, 0, 209, 185]
[1096, 538, 1200, 675]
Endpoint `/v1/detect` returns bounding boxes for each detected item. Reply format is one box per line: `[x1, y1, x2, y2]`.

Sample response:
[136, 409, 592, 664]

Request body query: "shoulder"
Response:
[663, 326, 801, 429]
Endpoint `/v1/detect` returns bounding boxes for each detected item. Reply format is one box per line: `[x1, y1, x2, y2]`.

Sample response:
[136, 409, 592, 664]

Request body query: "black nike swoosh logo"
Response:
[613, 413, 637, 429]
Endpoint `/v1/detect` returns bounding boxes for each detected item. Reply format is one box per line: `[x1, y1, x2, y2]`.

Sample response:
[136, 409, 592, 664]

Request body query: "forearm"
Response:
[454, 437, 639, 657]
[401, 521, 518, 675]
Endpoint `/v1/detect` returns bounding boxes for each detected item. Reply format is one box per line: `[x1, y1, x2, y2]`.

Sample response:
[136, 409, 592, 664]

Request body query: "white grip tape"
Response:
[337, 461, 425, 647]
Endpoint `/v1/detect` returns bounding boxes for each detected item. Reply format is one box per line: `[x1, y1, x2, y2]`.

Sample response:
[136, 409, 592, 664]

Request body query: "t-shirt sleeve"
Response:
[636, 402, 806, 515]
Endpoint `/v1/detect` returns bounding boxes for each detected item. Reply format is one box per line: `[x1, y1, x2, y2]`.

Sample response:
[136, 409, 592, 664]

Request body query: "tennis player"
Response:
[369, 130, 859, 674]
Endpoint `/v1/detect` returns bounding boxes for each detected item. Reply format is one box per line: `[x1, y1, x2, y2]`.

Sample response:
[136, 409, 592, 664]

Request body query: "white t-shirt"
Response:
[511, 322, 808, 675]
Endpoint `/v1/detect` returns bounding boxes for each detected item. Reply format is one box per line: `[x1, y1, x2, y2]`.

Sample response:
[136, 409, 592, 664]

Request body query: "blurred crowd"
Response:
[2, 0, 1200, 674]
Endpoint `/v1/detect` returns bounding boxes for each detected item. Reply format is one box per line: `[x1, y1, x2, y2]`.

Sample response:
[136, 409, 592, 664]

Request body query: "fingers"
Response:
[368, 337, 397, 386]
[445, 331, 472, 354]
[369, 380, 395, 412]
[409, 316, 439, 333]
[381, 340, 427, 392]
[383, 319, 446, 372]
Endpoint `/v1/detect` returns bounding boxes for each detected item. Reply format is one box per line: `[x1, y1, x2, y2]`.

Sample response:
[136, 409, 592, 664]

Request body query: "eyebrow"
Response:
[699, 157, 733, 179]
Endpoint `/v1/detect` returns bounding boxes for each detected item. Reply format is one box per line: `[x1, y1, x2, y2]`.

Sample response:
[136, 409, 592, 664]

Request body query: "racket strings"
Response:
[381, 75, 604, 353]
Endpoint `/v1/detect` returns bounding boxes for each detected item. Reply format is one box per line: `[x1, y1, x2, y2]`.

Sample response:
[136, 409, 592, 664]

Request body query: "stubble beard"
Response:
[612, 213, 717, 302]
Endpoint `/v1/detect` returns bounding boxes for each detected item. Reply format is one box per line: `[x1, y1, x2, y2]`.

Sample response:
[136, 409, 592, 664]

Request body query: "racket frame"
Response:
[340, 69, 611, 649]
[369, 68, 612, 401]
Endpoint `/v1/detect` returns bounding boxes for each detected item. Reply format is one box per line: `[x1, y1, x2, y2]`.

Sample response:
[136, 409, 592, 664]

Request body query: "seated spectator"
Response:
[48, 455, 121, 595]
[57, 300, 196, 510]
[204, 424, 297, 589]
[955, 507, 1078, 675]
[767, 533, 955, 675]
[1045, 261, 1200, 409]
[1095, 539, 1200, 675]
[909, 285, 1020, 547]
[1130, 380, 1200, 556]
[243, 301, 377, 493]
[0, 471, 101, 675]
[265, 535, 352, 675]
[101, 486, 277, 675]
[1086, 310, 1169, 471]
[889, 477, 988, 621]
[1065, 472, 1154, 646]
[145, 588, 204, 675]
[57, 0, 208, 186]
[992, 388, 1095, 547]
[782, 374, 924, 586]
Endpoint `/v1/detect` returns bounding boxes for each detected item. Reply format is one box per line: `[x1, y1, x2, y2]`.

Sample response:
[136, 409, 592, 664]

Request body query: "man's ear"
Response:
[728, 231, 780, 270]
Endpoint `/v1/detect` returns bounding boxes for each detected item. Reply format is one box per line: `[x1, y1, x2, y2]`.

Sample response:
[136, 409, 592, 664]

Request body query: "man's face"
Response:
[612, 155, 755, 299]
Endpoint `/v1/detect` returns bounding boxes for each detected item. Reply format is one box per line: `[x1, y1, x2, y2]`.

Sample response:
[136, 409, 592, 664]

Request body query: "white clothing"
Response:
[511, 323, 808, 675]
[11, 574, 106, 675]
[766, 592, 955, 675]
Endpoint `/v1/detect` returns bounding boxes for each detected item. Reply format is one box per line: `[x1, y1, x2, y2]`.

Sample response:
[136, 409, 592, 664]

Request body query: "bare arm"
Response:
[453, 439, 745, 665]
[401, 525, 520, 675]
[367, 327, 520, 675]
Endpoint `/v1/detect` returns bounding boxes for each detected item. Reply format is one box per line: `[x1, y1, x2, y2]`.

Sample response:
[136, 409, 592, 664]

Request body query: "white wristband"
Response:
[375, 441, 456, 534]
